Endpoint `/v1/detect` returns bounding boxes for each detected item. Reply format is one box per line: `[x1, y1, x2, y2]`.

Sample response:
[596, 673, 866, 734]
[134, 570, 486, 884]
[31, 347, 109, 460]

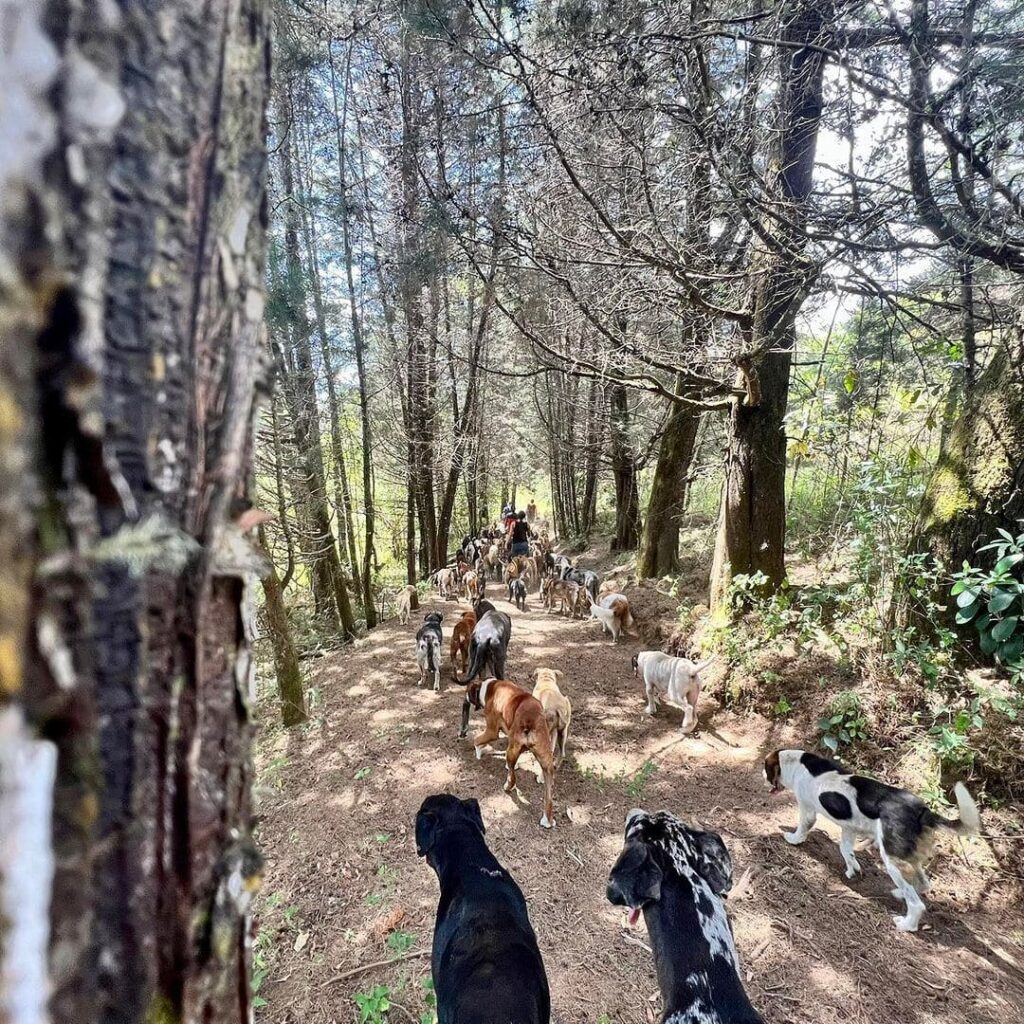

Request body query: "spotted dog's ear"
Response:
[692, 829, 733, 896]
[607, 840, 663, 908]
[461, 797, 485, 836]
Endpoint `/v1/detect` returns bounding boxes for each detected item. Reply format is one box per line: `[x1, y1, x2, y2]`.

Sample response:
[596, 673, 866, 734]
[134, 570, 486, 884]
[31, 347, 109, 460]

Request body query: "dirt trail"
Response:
[254, 582, 1024, 1024]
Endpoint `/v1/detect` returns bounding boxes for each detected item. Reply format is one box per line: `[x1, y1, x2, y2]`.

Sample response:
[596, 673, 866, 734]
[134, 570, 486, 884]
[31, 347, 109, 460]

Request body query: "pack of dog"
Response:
[607, 809, 763, 1024]
[763, 748, 980, 931]
[415, 612, 444, 691]
[632, 651, 714, 734]
[416, 795, 550, 1024]
[460, 677, 557, 829]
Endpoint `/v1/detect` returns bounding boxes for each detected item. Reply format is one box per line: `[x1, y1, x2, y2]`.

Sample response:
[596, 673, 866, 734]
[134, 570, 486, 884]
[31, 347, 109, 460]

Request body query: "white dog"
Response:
[587, 592, 635, 643]
[395, 585, 418, 625]
[632, 651, 714, 734]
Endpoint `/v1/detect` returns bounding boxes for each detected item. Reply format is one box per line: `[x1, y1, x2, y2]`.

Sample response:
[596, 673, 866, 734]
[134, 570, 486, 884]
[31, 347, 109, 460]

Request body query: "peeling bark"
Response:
[0, 1, 271, 1021]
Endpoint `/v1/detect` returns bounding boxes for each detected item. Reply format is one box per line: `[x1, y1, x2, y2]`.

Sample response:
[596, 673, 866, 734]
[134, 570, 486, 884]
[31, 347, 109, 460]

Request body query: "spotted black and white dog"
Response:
[764, 748, 980, 931]
[606, 810, 763, 1024]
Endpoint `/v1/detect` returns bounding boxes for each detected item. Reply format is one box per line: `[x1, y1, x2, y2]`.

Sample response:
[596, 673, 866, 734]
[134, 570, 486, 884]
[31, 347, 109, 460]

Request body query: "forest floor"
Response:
[252, 546, 1024, 1024]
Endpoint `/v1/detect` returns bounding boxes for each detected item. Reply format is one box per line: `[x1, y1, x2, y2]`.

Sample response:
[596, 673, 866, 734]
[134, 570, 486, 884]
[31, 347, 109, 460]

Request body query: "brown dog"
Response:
[449, 610, 477, 678]
[530, 668, 571, 766]
[461, 678, 556, 829]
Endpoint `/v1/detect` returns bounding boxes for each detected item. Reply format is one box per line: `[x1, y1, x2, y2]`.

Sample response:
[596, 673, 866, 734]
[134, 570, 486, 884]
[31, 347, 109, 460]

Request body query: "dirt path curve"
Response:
[254, 585, 1024, 1024]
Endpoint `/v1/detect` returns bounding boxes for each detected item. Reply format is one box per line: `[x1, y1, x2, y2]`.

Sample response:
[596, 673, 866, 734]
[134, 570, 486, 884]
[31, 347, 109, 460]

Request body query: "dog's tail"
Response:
[693, 654, 718, 674]
[938, 782, 981, 835]
[460, 636, 494, 684]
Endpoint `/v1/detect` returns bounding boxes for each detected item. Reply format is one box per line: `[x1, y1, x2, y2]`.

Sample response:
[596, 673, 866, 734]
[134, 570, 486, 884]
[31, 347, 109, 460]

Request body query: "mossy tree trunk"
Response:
[0, 1, 271, 1022]
[915, 326, 1024, 575]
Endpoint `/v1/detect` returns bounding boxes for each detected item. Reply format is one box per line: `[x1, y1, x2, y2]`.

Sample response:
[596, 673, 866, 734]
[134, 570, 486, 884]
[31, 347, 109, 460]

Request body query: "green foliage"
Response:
[386, 930, 416, 955]
[818, 691, 868, 754]
[354, 985, 391, 1024]
[624, 760, 657, 800]
[419, 978, 438, 1024]
[951, 527, 1024, 681]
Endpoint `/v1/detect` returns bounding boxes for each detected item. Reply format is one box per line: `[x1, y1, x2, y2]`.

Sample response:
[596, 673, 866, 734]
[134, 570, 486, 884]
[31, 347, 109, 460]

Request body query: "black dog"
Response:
[416, 795, 550, 1024]
[607, 809, 763, 1024]
[473, 598, 496, 618]
[460, 608, 511, 684]
[508, 577, 527, 611]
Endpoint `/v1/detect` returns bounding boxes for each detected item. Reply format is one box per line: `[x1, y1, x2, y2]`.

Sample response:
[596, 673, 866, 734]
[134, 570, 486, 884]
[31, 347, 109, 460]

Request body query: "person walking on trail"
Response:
[502, 502, 516, 532]
[509, 510, 533, 557]
[526, 499, 538, 523]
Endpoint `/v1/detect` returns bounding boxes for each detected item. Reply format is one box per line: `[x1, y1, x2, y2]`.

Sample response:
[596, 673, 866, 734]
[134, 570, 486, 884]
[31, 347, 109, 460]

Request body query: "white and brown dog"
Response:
[763, 749, 980, 931]
[530, 668, 571, 765]
[632, 651, 712, 734]
[587, 592, 635, 643]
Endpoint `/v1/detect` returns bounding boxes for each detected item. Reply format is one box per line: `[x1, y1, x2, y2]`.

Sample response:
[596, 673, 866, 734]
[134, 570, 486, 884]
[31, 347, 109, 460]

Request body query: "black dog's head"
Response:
[607, 809, 733, 926]
[423, 611, 443, 626]
[415, 794, 486, 863]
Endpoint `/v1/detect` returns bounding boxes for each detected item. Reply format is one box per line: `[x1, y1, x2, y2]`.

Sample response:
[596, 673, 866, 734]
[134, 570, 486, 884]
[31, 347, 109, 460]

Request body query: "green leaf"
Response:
[989, 589, 1017, 614]
[980, 631, 1000, 655]
[995, 554, 1023, 573]
[998, 635, 1024, 665]
[843, 369, 858, 395]
[992, 616, 1019, 642]
[955, 604, 979, 624]
[950, 580, 969, 596]
[956, 588, 980, 609]
[253, 996, 268, 1010]
[823, 734, 839, 752]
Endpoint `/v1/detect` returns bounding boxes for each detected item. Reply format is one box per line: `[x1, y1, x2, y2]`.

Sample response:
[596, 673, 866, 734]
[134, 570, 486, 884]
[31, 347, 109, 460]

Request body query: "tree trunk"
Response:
[916, 326, 1024, 573]
[258, 530, 306, 727]
[639, 394, 702, 577]
[608, 381, 641, 551]
[709, 0, 831, 609]
[0, 2, 270, 1021]
[275, 121, 355, 638]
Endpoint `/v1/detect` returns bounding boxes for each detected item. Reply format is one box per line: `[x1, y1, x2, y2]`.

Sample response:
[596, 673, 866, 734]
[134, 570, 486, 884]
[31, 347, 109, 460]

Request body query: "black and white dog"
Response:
[460, 608, 512, 684]
[764, 749, 980, 931]
[415, 612, 444, 691]
[607, 809, 762, 1024]
[564, 566, 600, 602]
[416, 794, 550, 1024]
[508, 576, 527, 611]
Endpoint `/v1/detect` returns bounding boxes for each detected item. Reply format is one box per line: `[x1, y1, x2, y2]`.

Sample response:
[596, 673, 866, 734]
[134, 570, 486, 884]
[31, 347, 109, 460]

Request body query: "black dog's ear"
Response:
[607, 841, 663, 908]
[461, 797, 485, 836]
[436, 613, 444, 623]
[415, 808, 437, 858]
[692, 829, 733, 896]
[424, 613, 433, 621]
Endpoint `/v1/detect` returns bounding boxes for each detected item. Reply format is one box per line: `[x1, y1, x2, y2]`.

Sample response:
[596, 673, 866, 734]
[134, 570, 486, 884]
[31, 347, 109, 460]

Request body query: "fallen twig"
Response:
[323, 949, 429, 987]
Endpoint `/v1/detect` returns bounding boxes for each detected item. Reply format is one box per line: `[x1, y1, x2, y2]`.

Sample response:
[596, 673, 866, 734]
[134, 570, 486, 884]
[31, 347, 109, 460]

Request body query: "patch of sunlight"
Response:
[370, 707, 406, 724]
[346, 682, 372, 697]
[326, 786, 359, 811]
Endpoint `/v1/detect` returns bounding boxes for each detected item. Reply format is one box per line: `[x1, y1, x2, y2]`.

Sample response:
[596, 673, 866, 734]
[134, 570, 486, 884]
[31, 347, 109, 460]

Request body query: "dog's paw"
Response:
[540, 814, 554, 829]
[893, 914, 919, 932]
[503, 779, 516, 794]
[784, 831, 806, 846]
[475, 746, 483, 760]
[845, 864, 861, 879]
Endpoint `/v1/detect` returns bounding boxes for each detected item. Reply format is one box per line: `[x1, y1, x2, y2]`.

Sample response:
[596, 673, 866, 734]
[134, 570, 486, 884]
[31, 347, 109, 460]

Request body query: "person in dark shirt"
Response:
[509, 511, 533, 556]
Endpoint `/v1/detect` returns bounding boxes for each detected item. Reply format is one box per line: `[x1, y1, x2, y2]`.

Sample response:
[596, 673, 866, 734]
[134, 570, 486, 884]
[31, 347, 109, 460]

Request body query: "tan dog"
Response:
[395, 584, 418, 625]
[530, 668, 571, 765]
[460, 678, 557, 829]
[463, 570, 481, 602]
[449, 610, 477, 678]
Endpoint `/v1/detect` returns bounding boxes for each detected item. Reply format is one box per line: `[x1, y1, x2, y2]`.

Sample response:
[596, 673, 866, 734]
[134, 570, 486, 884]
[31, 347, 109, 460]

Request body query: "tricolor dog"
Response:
[415, 794, 550, 1024]
[632, 651, 713, 734]
[530, 667, 571, 765]
[607, 809, 762, 1024]
[763, 748, 981, 931]
[460, 678, 557, 829]
[415, 612, 444, 691]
